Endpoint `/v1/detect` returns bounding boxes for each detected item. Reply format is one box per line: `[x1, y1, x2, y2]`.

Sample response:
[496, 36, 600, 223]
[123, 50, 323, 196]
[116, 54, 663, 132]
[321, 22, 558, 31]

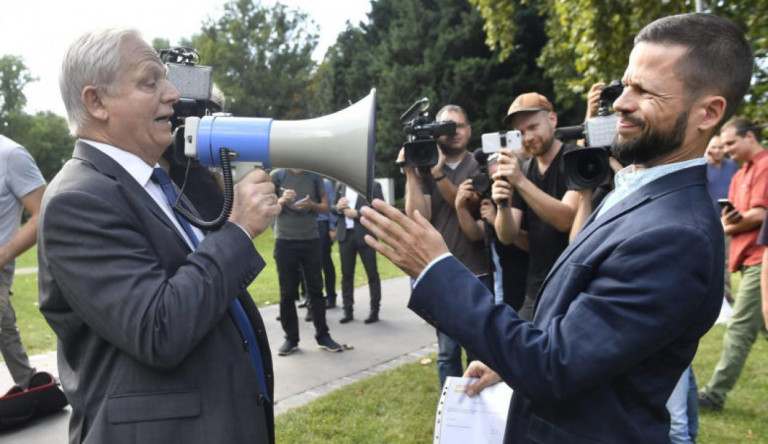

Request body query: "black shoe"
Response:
[326, 297, 337, 309]
[340, 313, 353, 324]
[305, 311, 313, 322]
[317, 336, 343, 352]
[297, 299, 308, 308]
[278, 340, 299, 356]
[364, 313, 379, 324]
[698, 391, 723, 412]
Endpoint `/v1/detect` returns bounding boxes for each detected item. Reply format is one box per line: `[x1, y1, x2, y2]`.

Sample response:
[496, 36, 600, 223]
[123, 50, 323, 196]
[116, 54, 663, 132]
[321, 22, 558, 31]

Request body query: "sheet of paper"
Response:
[434, 376, 512, 444]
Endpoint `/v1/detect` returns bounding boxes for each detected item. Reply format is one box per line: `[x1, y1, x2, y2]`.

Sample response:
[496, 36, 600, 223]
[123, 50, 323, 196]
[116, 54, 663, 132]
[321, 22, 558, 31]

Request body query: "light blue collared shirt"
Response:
[596, 158, 705, 219]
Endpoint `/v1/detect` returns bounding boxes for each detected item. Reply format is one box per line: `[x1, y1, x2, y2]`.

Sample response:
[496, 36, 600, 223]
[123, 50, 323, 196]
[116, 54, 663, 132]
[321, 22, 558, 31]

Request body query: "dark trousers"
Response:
[274, 239, 329, 342]
[299, 221, 336, 305]
[318, 221, 337, 299]
[339, 232, 381, 314]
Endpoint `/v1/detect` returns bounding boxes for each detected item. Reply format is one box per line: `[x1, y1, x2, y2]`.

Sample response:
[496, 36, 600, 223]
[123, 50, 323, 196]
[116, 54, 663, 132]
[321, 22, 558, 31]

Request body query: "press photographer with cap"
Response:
[360, 12, 751, 443]
[38, 29, 281, 443]
[491, 92, 580, 320]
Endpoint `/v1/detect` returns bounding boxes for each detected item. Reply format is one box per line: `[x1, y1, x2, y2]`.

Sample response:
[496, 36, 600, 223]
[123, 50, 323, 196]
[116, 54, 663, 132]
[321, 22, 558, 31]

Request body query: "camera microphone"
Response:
[473, 148, 489, 165]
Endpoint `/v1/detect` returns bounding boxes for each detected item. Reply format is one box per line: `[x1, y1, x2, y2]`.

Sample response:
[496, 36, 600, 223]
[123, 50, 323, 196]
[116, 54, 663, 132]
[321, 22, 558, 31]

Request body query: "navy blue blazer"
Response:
[409, 165, 722, 444]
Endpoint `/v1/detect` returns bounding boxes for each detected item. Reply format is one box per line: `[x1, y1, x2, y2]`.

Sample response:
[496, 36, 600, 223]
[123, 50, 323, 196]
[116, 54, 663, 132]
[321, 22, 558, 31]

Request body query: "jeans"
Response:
[274, 239, 329, 342]
[702, 263, 766, 405]
[436, 274, 493, 389]
[667, 365, 698, 443]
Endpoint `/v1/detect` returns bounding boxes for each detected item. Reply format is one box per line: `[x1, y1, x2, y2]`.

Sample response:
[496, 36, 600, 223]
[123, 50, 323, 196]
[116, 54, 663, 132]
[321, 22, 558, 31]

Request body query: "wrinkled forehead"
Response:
[119, 36, 163, 72]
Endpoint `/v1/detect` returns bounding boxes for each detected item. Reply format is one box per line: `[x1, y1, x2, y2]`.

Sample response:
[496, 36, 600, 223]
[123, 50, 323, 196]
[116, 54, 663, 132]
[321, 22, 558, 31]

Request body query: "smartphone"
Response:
[717, 198, 735, 212]
[294, 196, 310, 204]
[481, 131, 522, 153]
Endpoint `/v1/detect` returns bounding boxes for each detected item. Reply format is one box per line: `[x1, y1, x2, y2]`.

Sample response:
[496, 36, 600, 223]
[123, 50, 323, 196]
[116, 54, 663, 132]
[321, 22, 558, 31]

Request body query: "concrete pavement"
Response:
[0, 276, 437, 443]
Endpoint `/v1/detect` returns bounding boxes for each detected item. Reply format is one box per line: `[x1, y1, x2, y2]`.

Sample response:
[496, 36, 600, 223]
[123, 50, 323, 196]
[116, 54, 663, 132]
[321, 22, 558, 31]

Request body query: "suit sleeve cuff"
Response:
[412, 253, 453, 289]
[226, 221, 254, 240]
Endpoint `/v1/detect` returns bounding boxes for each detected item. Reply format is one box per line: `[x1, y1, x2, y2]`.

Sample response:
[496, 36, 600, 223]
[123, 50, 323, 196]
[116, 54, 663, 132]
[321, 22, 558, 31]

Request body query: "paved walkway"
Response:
[0, 276, 437, 443]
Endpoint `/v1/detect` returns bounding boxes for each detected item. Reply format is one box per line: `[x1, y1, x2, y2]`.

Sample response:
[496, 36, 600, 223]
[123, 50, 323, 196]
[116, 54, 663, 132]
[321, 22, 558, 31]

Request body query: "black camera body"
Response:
[470, 149, 494, 200]
[161, 47, 223, 166]
[556, 80, 623, 190]
[400, 98, 456, 168]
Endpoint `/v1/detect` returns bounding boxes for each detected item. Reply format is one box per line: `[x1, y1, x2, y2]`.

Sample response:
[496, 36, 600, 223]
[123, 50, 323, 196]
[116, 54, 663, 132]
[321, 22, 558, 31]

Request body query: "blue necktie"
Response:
[150, 168, 271, 403]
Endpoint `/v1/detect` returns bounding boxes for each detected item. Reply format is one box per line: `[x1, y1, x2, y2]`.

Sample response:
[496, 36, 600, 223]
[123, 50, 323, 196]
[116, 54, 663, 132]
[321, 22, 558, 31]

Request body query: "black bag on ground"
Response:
[0, 371, 68, 429]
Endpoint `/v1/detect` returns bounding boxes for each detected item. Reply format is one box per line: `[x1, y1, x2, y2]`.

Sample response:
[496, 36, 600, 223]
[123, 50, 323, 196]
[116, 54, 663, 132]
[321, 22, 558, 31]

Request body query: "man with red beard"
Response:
[492, 94, 580, 320]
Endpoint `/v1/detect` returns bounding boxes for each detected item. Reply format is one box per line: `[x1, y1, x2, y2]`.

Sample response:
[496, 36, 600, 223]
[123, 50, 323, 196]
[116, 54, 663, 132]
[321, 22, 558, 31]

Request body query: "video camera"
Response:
[400, 98, 456, 168]
[470, 149, 496, 200]
[160, 47, 224, 164]
[555, 80, 623, 190]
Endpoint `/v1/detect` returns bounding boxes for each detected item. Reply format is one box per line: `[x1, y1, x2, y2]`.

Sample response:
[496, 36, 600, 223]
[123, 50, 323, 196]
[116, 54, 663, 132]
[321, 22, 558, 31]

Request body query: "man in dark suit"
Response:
[38, 29, 281, 443]
[359, 13, 753, 444]
[332, 181, 384, 323]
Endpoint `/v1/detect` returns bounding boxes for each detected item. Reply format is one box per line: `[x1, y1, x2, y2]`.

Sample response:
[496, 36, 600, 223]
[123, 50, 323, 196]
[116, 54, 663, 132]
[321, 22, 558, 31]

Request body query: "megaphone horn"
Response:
[184, 89, 377, 202]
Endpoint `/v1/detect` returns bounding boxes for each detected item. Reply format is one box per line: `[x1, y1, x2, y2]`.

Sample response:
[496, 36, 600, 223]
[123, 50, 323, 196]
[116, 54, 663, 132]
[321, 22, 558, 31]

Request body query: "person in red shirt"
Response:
[699, 117, 768, 411]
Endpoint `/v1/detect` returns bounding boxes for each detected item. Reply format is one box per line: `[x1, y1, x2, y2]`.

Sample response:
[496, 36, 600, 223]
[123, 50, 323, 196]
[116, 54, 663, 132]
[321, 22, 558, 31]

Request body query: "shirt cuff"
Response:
[412, 253, 453, 289]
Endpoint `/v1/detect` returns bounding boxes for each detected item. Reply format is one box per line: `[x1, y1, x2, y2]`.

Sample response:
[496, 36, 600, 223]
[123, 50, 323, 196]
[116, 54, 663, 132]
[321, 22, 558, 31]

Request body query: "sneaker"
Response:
[698, 391, 723, 412]
[317, 335, 343, 353]
[278, 340, 299, 356]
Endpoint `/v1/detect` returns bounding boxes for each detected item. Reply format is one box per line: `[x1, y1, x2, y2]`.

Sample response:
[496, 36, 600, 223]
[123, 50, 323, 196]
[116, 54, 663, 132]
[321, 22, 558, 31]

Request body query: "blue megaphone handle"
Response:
[197, 116, 274, 168]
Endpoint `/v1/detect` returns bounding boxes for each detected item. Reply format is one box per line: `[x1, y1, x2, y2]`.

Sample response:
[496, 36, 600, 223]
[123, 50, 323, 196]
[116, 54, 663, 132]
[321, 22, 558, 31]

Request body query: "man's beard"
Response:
[611, 111, 688, 165]
[437, 139, 466, 157]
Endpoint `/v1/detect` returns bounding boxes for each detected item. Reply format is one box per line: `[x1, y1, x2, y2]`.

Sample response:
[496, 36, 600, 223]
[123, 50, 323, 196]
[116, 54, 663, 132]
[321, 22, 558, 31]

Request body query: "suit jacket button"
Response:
[257, 394, 265, 405]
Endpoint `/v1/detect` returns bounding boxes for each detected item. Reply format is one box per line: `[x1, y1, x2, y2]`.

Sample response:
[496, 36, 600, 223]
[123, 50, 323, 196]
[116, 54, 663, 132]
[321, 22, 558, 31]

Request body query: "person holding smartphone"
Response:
[271, 169, 344, 356]
[699, 118, 768, 412]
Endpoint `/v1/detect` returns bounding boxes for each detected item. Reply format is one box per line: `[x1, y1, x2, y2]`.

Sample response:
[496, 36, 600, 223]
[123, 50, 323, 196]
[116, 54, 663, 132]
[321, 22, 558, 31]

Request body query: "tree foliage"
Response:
[0, 56, 72, 180]
[4, 111, 74, 181]
[469, 0, 768, 122]
[183, 0, 319, 119]
[312, 0, 564, 180]
[0, 55, 36, 123]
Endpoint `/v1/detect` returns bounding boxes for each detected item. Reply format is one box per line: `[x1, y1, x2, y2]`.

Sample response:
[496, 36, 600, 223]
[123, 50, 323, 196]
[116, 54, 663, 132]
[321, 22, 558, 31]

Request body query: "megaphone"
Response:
[183, 89, 376, 205]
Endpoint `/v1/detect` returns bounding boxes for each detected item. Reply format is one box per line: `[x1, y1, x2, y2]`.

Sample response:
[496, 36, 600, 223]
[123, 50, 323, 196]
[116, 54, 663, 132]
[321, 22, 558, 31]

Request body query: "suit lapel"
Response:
[72, 141, 191, 248]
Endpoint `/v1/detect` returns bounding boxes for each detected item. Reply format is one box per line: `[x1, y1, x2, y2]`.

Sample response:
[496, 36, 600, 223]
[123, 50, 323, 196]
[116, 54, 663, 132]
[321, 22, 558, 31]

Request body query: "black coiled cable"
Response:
[173, 147, 234, 231]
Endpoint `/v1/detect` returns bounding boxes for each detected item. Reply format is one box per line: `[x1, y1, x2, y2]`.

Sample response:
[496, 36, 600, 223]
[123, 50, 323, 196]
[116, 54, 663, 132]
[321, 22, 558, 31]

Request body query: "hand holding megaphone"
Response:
[229, 169, 282, 239]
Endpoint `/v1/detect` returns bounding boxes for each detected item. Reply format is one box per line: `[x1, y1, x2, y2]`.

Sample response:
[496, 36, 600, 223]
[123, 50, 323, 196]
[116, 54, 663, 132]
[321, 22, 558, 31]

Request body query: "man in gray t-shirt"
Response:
[271, 169, 342, 356]
[0, 135, 46, 390]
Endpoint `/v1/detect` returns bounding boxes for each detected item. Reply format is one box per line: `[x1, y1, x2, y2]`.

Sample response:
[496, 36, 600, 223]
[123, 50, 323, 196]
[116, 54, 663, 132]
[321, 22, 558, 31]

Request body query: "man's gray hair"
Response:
[59, 28, 143, 135]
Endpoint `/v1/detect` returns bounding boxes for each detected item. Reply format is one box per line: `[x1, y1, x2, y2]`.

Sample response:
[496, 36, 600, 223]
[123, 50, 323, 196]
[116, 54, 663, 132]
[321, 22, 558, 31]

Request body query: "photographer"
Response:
[456, 155, 529, 310]
[399, 104, 490, 389]
[492, 93, 580, 320]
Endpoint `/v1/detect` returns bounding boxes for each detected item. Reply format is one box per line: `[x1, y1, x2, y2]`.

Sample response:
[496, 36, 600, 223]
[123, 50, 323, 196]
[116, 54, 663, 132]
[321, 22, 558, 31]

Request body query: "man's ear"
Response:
[81, 86, 109, 122]
[695, 95, 726, 133]
[547, 110, 558, 128]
